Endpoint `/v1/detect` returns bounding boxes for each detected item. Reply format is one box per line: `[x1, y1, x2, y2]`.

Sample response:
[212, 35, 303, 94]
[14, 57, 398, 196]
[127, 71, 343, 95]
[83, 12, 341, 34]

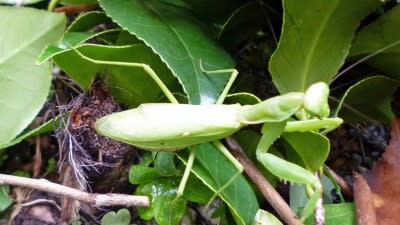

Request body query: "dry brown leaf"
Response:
[353, 118, 400, 225]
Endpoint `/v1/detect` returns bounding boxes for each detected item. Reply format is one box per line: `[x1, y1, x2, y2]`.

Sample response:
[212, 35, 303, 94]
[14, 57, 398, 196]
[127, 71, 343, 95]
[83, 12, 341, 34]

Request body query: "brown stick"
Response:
[54, 4, 98, 14]
[324, 166, 353, 197]
[314, 172, 325, 225]
[0, 174, 149, 207]
[225, 137, 302, 225]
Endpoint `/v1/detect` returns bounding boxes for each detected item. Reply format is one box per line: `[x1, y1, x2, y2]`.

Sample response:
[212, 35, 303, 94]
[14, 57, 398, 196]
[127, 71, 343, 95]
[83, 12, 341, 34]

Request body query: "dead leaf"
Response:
[353, 118, 400, 225]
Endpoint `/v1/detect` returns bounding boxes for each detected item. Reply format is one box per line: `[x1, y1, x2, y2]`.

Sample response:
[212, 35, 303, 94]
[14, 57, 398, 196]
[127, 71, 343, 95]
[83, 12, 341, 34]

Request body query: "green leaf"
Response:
[253, 209, 283, 225]
[349, 5, 400, 78]
[154, 152, 179, 176]
[99, 0, 234, 104]
[269, 0, 381, 93]
[129, 164, 160, 185]
[37, 12, 117, 64]
[184, 174, 213, 204]
[45, 44, 181, 107]
[0, 0, 43, 4]
[225, 92, 261, 105]
[337, 76, 399, 122]
[101, 208, 131, 225]
[67, 11, 111, 32]
[1, 116, 60, 149]
[304, 203, 355, 225]
[290, 176, 335, 212]
[283, 132, 330, 172]
[179, 143, 259, 225]
[218, 1, 280, 50]
[136, 178, 186, 225]
[0, 6, 65, 146]
[182, 0, 243, 24]
[0, 185, 12, 212]
[37, 29, 121, 65]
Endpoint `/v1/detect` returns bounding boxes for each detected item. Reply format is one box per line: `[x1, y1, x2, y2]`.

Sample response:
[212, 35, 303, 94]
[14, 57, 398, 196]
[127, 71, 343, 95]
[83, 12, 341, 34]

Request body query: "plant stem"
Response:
[0, 174, 150, 207]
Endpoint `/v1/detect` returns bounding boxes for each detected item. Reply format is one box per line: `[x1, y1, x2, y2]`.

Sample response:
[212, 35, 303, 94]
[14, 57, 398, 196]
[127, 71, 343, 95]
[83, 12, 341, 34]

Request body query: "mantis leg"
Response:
[256, 121, 323, 221]
[176, 146, 196, 198]
[198, 66, 246, 205]
[203, 141, 244, 208]
[70, 46, 179, 104]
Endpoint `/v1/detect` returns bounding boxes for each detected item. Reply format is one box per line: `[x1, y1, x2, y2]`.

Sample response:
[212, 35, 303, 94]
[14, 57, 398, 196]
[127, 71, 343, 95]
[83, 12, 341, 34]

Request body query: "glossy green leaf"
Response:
[337, 76, 399, 122]
[67, 11, 110, 32]
[283, 132, 330, 172]
[179, 143, 259, 225]
[154, 152, 179, 176]
[269, 0, 381, 93]
[99, 0, 234, 104]
[349, 5, 400, 78]
[136, 178, 186, 225]
[101, 208, 131, 225]
[1, 116, 60, 149]
[0, 185, 12, 212]
[0, 6, 65, 146]
[304, 203, 355, 225]
[42, 44, 181, 107]
[129, 164, 160, 185]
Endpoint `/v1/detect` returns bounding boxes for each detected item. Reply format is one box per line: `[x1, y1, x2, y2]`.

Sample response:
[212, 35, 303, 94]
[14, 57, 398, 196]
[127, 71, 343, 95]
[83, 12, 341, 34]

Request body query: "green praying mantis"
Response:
[71, 47, 343, 222]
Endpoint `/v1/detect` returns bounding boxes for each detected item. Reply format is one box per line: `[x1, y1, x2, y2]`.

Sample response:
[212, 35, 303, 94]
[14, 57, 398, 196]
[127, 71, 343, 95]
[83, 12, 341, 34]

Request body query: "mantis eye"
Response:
[303, 82, 330, 118]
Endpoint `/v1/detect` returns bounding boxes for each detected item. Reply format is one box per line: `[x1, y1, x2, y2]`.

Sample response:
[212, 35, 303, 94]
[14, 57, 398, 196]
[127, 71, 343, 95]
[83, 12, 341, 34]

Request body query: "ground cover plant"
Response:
[1, 0, 400, 224]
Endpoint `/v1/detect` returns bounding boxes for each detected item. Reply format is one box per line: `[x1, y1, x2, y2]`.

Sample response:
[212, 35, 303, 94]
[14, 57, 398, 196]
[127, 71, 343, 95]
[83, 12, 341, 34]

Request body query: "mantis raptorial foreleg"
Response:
[253, 84, 342, 221]
[255, 122, 323, 221]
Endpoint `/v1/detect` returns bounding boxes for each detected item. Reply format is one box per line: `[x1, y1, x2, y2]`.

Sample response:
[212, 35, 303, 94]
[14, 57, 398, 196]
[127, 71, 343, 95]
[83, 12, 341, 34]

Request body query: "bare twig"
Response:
[324, 166, 353, 197]
[314, 172, 325, 225]
[0, 174, 150, 207]
[54, 4, 98, 14]
[225, 137, 301, 225]
[33, 136, 42, 178]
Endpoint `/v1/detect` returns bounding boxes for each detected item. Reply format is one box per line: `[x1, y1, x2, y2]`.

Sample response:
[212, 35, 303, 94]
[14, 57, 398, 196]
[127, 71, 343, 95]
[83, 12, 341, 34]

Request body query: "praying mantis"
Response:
[72, 47, 343, 222]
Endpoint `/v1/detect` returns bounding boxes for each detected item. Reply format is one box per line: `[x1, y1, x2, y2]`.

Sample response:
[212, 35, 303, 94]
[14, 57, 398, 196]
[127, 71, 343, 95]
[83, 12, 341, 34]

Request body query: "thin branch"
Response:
[0, 174, 150, 207]
[324, 166, 353, 198]
[314, 172, 325, 225]
[225, 137, 301, 225]
[54, 4, 98, 14]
